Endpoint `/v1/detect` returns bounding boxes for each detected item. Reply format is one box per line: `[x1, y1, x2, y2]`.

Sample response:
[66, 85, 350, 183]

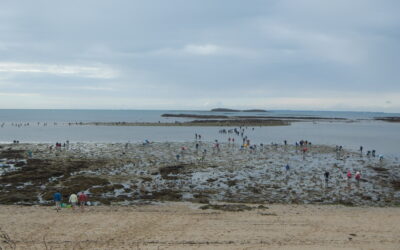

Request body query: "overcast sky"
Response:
[0, 0, 399, 111]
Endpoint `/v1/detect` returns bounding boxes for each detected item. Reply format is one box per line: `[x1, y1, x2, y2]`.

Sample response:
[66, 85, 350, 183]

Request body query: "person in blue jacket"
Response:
[53, 191, 62, 212]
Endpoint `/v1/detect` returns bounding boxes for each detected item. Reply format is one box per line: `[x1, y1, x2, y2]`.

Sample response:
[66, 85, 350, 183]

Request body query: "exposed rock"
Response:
[200, 204, 253, 212]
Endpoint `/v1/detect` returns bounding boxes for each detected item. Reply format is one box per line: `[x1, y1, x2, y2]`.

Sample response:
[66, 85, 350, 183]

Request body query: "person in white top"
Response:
[69, 193, 78, 210]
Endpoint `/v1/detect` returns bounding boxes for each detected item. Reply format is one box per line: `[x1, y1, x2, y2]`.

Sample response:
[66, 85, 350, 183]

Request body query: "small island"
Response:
[210, 108, 267, 112]
[210, 108, 240, 112]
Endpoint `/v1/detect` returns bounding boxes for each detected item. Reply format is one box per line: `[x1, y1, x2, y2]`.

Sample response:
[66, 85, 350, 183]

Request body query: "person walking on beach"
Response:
[69, 193, 78, 210]
[78, 192, 88, 211]
[285, 164, 290, 172]
[53, 191, 62, 212]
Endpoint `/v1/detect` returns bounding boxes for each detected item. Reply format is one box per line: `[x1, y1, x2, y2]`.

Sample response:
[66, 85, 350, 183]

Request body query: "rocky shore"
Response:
[1, 142, 399, 206]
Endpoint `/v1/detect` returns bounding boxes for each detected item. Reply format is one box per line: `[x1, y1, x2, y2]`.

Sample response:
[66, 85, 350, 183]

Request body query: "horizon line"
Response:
[0, 108, 394, 114]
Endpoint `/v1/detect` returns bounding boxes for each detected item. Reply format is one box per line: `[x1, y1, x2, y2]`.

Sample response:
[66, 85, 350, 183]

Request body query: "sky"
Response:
[0, 0, 399, 112]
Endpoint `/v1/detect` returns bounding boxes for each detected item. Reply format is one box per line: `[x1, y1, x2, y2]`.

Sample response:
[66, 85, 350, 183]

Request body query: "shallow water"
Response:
[1, 109, 399, 123]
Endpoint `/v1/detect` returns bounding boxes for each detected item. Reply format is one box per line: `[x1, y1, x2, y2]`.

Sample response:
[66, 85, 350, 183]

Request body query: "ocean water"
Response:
[0, 109, 399, 123]
[0, 109, 400, 157]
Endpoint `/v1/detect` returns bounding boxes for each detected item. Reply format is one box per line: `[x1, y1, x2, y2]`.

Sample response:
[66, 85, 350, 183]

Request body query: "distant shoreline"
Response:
[161, 113, 348, 121]
[77, 119, 290, 127]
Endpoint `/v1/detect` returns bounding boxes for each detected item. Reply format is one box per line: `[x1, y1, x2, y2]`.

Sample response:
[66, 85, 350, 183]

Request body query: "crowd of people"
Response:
[191, 126, 378, 188]
[36, 125, 383, 211]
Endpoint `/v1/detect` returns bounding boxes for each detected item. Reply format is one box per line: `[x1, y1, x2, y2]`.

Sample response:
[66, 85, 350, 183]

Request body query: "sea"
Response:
[1, 109, 400, 157]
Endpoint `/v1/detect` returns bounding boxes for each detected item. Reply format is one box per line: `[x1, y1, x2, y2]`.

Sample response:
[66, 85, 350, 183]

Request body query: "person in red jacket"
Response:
[78, 192, 88, 211]
[355, 171, 361, 182]
[347, 170, 352, 180]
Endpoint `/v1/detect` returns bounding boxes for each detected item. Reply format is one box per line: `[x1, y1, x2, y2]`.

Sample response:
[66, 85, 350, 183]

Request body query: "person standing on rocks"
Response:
[347, 170, 352, 180]
[69, 193, 78, 210]
[53, 191, 62, 212]
[201, 149, 207, 161]
[355, 171, 361, 183]
[324, 171, 330, 183]
[302, 147, 308, 160]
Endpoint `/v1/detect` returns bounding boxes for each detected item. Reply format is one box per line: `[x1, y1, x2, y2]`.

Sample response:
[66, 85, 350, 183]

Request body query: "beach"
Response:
[1, 203, 399, 249]
[2, 0, 400, 248]
[1, 128, 400, 249]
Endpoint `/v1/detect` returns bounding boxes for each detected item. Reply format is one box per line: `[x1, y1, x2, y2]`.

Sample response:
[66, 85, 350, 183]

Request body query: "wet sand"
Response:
[0, 203, 399, 249]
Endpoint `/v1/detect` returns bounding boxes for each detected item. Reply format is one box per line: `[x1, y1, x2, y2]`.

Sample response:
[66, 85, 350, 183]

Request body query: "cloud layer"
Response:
[0, 0, 399, 111]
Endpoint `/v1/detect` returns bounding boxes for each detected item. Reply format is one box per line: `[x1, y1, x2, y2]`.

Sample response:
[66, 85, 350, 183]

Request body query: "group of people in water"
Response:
[6, 122, 57, 127]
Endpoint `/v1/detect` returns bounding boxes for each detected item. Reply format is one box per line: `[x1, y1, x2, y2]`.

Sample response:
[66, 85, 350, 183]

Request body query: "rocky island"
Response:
[210, 108, 268, 112]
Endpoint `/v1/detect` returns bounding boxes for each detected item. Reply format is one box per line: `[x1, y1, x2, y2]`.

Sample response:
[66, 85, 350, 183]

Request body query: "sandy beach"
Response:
[0, 203, 399, 249]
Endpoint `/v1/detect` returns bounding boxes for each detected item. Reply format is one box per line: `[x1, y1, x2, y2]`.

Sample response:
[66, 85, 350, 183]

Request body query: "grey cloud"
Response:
[0, 0, 399, 110]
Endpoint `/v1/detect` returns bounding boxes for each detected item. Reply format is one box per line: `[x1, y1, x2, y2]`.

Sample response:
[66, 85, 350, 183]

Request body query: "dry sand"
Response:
[0, 202, 399, 249]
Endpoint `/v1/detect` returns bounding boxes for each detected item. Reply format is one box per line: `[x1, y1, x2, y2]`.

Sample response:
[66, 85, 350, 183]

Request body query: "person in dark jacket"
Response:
[53, 191, 62, 212]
